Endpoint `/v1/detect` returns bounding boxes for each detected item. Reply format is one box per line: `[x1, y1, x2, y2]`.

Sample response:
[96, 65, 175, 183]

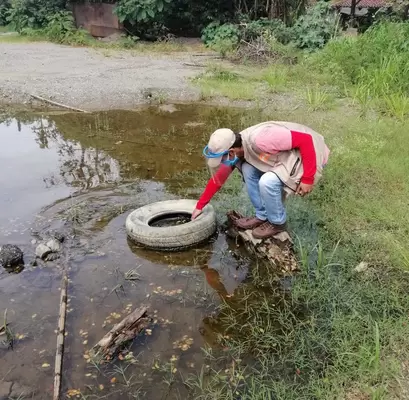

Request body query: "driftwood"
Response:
[226, 210, 298, 274]
[53, 271, 68, 400]
[30, 94, 89, 113]
[182, 62, 206, 68]
[93, 306, 151, 362]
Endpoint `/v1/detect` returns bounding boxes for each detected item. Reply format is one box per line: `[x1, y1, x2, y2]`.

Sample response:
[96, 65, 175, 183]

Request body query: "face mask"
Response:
[203, 145, 238, 167]
[222, 155, 239, 167]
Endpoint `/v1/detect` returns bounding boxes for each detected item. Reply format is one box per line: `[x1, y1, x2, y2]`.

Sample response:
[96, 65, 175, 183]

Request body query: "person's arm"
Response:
[192, 164, 233, 219]
[255, 128, 317, 185]
[289, 131, 317, 185]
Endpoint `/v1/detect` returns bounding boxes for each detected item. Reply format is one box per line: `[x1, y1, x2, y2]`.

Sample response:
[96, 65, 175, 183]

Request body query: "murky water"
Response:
[0, 105, 252, 399]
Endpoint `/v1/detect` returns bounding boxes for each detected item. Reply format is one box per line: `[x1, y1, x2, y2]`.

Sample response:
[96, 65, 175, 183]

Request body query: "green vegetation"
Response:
[186, 20, 409, 399]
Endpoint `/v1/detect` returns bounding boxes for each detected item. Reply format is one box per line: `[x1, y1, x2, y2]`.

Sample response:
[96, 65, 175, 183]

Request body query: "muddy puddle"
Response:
[0, 105, 254, 399]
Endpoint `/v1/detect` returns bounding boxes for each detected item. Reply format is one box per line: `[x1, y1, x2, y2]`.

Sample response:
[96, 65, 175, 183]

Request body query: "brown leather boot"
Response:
[252, 221, 287, 239]
[235, 216, 266, 230]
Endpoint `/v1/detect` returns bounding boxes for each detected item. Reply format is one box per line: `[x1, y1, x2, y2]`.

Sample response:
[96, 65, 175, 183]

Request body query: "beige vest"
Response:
[240, 121, 329, 194]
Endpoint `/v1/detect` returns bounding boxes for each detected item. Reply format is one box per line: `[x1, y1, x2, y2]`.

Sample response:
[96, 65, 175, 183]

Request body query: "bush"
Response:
[292, 1, 340, 50]
[240, 17, 293, 44]
[6, 0, 66, 32]
[201, 22, 240, 56]
[0, 0, 10, 26]
[18, 10, 90, 46]
[115, 0, 173, 39]
[42, 11, 76, 43]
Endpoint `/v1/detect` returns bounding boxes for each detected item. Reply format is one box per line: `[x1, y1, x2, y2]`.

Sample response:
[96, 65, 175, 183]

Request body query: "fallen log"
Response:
[226, 210, 298, 274]
[92, 306, 151, 362]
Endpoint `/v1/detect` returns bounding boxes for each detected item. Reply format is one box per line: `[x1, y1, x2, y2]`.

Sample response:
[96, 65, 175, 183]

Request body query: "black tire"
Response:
[125, 200, 217, 251]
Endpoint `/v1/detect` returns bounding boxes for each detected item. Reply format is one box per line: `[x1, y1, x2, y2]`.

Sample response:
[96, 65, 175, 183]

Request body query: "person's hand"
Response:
[191, 208, 202, 220]
[296, 182, 314, 197]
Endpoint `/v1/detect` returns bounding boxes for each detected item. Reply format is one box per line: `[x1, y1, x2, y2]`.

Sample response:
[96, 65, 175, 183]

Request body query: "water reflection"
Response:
[0, 104, 256, 236]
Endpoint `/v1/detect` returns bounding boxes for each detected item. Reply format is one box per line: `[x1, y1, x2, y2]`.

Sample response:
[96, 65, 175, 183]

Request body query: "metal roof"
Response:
[332, 0, 388, 8]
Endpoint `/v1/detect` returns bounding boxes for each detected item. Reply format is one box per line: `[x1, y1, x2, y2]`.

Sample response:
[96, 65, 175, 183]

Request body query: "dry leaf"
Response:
[110, 377, 117, 384]
[67, 389, 81, 398]
[99, 384, 104, 391]
[42, 363, 50, 368]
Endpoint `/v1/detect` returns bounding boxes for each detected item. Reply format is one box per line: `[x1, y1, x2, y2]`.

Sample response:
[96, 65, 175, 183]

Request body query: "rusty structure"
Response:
[71, 2, 123, 38]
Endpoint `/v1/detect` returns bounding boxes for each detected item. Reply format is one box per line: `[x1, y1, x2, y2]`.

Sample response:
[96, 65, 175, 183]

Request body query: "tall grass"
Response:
[310, 22, 409, 103]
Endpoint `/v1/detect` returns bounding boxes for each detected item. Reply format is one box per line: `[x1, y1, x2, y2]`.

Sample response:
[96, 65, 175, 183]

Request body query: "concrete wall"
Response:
[72, 3, 123, 38]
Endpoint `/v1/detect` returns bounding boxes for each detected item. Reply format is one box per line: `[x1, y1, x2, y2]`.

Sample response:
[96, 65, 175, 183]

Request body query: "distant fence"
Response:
[72, 3, 123, 38]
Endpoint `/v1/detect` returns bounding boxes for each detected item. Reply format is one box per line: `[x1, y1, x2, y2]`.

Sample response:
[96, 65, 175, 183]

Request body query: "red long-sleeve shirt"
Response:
[196, 129, 319, 210]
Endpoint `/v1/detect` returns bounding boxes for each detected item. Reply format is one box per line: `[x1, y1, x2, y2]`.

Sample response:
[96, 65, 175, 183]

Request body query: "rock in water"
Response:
[35, 244, 52, 260]
[0, 245, 24, 268]
[46, 239, 61, 253]
[47, 230, 65, 243]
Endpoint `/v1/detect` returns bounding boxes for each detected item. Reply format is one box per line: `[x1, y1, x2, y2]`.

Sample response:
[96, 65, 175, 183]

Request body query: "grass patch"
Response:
[0, 28, 206, 53]
[195, 65, 259, 101]
[185, 70, 409, 397]
[0, 25, 12, 33]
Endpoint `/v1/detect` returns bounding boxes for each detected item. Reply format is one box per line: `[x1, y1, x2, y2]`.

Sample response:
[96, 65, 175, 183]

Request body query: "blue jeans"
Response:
[241, 162, 286, 225]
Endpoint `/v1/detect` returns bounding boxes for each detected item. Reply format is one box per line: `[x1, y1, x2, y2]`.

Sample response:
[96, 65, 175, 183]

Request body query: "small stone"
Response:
[0, 244, 24, 268]
[46, 239, 61, 253]
[354, 262, 369, 273]
[35, 244, 52, 260]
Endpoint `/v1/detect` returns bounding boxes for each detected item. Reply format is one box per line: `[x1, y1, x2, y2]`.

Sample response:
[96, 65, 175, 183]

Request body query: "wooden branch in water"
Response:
[30, 94, 89, 113]
[93, 306, 151, 362]
[53, 271, 68, 400]
[226, 210, 298, 274]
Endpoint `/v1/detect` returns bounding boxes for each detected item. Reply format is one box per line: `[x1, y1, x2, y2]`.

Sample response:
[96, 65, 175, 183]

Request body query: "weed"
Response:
[350, 81, 373, 116]
[109, 266, 141, 298]
[65, 199, 84, 225]
[382, 93, 409, 120]
[0, 309, 14, 350]
[304, 85, 332, 111]
[262, 66, 289, 93]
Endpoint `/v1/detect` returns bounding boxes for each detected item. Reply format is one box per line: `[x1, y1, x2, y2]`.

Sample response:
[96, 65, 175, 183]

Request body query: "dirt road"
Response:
[0, 42, 206, 110]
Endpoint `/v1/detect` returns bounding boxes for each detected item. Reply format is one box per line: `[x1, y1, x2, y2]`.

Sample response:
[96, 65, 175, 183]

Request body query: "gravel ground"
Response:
[0, 42, 206, 110]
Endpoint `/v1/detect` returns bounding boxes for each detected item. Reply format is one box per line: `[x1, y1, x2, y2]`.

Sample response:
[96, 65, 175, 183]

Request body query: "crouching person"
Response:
[191, 121, 330, 239]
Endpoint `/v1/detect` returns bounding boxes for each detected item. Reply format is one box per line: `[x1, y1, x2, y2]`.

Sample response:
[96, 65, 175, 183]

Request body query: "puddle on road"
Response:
[0, 104, 256, 399]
